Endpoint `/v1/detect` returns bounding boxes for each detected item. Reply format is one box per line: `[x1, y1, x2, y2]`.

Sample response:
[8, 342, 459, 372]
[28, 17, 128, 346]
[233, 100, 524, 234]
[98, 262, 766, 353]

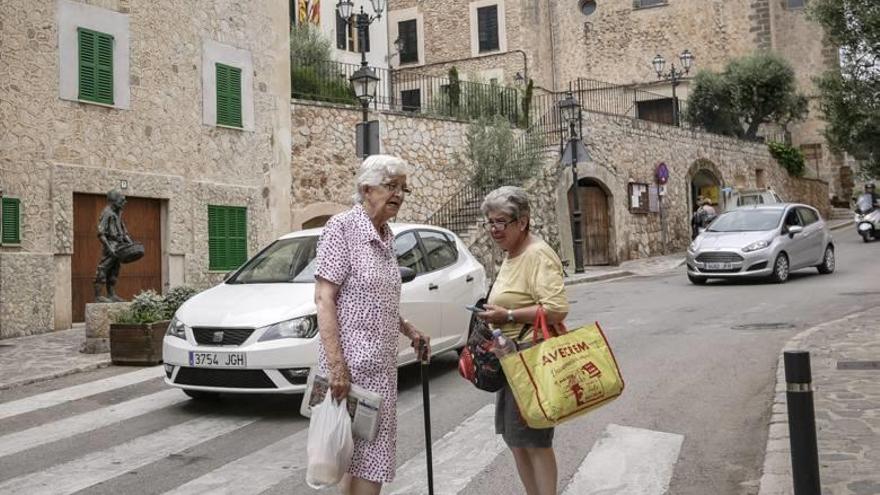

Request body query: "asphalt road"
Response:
[1, 227, 877, 495]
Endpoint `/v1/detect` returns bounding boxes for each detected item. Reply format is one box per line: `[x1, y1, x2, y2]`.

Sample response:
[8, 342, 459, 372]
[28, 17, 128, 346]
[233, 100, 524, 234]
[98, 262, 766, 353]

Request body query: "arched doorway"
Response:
[568, 178, 612, 266]
[688, 159, 724, 213]
[302, 215, 331, 229]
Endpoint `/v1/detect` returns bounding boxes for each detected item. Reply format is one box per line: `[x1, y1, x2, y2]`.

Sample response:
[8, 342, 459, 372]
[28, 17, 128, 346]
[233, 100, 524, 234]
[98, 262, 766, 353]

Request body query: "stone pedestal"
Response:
[82, 302, 131, 354]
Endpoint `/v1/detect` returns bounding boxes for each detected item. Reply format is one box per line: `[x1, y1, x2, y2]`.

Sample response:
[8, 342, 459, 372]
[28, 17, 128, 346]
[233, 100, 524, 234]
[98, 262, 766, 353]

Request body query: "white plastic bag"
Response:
[306, 392, 354, 489]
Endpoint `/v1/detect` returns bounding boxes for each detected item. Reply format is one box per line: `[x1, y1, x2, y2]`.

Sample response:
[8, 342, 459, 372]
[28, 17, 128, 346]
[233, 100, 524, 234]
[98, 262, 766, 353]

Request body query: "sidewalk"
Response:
[0, 324, 112, 391]
[564, 252, 686, 286]
[759, 307, 880, 495]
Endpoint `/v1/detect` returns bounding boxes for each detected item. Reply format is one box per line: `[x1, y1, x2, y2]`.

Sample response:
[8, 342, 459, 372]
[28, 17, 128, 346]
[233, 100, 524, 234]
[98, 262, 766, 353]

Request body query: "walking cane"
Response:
[418, 338, 435, 495]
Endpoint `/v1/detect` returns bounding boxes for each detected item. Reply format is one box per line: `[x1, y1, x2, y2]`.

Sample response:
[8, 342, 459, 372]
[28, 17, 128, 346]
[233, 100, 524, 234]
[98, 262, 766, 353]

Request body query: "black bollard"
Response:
[783, 351, 821, 495]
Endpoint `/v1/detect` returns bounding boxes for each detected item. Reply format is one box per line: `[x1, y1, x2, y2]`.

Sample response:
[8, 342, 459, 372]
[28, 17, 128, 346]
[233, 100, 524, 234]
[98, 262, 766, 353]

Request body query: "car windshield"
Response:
[227, 236, 318, 284]
[707, 209, 783, 232]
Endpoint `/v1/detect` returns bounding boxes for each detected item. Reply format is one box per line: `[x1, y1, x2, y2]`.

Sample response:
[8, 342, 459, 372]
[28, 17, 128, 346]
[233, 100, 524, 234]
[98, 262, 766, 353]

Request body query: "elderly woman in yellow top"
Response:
[476, 186, 569, 495]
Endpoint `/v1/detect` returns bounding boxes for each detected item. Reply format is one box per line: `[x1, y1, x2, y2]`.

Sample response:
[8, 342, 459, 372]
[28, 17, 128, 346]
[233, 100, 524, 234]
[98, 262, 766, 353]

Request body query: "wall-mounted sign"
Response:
[655, 162, 669, 185]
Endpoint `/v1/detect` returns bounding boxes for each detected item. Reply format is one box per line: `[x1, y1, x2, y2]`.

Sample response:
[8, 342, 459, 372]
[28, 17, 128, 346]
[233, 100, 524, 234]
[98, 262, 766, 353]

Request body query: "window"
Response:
[477, 5, 500, 52]
[755, 169, 766, 189]
[216, 63, 242, 128]
[784, 209, 802, 229]
[398, 19, 419, 64]
[797, 208, 819, 226]
[786, 0, 806, 8]
[336, 13, 369, 53]
[208, 205, 248, 271]
[633, 0, 668, 8]
[1, 197, 21, 245]
[77, 28, 114, 104]
[395, 232, 428, 274]
[401, 89, 421, 112]
[636, 98, 676, 125]
[418, 230, 458, 271]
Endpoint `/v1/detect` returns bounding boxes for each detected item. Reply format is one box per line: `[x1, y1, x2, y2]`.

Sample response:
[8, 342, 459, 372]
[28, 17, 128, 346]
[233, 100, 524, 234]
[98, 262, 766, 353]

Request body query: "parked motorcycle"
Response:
[854, 193, 880, 242]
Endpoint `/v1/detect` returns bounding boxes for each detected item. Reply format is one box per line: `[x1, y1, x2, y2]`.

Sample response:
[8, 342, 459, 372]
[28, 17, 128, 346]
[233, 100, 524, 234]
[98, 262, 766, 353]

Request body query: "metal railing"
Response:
[292, 59, 522, 125]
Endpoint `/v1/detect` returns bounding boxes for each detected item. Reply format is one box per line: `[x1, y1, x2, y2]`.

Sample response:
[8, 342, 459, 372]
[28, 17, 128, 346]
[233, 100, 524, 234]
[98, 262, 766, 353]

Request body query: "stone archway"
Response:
[687, 159, 725, 213]
[291, 201, 348, 231]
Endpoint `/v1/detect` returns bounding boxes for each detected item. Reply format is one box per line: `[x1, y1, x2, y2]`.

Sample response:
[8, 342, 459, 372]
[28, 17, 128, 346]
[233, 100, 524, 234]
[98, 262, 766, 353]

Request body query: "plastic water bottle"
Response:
[491, 328, 516, 358]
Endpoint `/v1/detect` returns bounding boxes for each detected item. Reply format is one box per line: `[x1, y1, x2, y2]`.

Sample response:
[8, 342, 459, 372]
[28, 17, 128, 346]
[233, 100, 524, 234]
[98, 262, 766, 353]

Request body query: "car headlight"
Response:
[257, 315, 319, 341]
[166, 317, 188, 340]
[742, 240, 771, 253]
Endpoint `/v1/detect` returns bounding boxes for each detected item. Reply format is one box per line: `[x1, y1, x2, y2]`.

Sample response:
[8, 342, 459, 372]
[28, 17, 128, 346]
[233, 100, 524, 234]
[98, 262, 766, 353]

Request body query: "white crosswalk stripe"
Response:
[0, 366, 164, 421]
[0, 389, 186, 458]
[0, 414, 257, 495]
[386, 404, 506, 495]
[561, 423, 684, 495]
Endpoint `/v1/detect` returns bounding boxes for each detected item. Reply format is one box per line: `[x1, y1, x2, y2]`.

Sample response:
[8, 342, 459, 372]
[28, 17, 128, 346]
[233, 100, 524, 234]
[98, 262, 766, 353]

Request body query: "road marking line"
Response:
[0, 414, 256, 495]
[162, 387, 428, 495]
[386, 404, 505, 495]
[0, 366, 165, 421]
[0, 389, 185, 458]
[163, 427, 309, 495]
[561, 423, 683, 495]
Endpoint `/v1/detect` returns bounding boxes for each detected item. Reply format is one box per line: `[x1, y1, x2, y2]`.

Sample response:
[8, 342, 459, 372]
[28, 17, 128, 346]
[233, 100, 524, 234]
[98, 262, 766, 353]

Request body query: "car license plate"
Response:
[705, 262, 734, 270]
[188, 351, 247, 368]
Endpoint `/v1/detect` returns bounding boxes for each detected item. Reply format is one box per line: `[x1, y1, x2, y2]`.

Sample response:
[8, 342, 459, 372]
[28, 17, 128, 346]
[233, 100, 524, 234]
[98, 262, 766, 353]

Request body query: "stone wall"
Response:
[291, 101, 474, 227]
[0, 0, 292, 337]
[291, 102, 828, 279]
[0, 253, 55, 338]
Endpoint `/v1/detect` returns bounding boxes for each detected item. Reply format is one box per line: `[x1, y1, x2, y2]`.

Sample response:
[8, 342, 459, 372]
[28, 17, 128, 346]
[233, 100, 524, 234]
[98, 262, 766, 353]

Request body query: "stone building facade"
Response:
[0, 0, 292, 337]
[387, 0, 850, 200]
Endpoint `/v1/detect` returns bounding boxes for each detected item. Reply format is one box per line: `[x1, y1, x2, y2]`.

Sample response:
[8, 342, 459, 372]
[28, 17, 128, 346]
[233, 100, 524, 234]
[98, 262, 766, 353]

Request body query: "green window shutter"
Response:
[208, 205, 227, 271]
[78, 28, 114, 104]
[228, 207, 248, 268]
[216, 63, 243, 128]
[208, 205, 247, 270]
[1, 198, 21, 245]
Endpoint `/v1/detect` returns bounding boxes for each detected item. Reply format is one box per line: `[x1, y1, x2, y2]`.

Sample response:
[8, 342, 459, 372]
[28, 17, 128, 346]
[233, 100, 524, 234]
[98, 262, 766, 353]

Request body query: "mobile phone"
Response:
[465, 303, 486, 313]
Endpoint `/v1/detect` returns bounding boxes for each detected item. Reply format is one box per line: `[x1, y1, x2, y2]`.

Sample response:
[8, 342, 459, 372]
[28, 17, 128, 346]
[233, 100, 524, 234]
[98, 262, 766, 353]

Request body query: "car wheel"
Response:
[816, 246, 835, 274]
[183, 390, 221, 401]
[687, 274, 707, 285]
[769, 253, 790, 284]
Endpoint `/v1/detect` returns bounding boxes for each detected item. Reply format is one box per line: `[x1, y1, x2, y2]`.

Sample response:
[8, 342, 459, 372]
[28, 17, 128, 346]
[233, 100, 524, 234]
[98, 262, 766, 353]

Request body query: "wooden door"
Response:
[72, 194, 162, 322]
[569, 185, 610, 266]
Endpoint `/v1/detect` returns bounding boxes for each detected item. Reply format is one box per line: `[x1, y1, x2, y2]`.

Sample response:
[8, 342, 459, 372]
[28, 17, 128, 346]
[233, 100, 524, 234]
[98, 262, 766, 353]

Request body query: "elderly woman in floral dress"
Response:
[314, 154, 430, 495]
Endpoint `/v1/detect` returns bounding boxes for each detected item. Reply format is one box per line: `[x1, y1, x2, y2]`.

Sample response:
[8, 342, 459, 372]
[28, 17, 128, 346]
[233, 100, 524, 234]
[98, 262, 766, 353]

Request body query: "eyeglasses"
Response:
[379, 182, 412, 194]
[482, 219, 516, 231]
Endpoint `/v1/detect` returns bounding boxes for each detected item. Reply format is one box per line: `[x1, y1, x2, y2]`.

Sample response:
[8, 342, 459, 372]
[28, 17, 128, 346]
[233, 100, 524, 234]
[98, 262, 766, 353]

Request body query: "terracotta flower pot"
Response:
[109, 320, 170, 365]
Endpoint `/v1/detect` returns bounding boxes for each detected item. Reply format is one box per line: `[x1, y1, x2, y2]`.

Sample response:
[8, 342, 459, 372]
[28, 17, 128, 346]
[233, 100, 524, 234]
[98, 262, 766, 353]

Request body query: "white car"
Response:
[162, 223, 486, 399]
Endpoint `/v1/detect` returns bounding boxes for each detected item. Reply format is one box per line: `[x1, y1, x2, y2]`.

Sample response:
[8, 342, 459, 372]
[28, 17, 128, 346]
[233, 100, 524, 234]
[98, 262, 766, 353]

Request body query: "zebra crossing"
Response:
[0, 366, 684, 495]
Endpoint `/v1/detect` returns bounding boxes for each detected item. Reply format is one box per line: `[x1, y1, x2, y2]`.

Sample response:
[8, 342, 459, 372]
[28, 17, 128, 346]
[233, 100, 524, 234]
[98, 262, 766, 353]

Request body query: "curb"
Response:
[0, 359, 113, 391]
[828, 220, 853, 232]
[756, 309, 869, 495]
[564, 270, 635, 286]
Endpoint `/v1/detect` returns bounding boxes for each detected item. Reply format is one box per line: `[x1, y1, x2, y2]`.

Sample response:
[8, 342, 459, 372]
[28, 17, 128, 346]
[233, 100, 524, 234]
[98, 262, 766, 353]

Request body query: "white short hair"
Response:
[480, 186, 531, 219]
[352, 155, 410, 203]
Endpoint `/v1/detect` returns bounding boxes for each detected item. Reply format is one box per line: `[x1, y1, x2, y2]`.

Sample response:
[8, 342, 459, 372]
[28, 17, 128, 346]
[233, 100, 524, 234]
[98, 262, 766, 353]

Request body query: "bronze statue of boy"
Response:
[94, 190, 132, 303]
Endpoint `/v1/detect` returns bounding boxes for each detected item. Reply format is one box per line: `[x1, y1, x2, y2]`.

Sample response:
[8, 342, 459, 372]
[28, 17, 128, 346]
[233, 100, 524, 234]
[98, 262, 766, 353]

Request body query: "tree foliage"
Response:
[684, 52, 808, 140]
[290, 22, 332, 64]
[463, 115, 543, 189]
[809, 0, 880, 178]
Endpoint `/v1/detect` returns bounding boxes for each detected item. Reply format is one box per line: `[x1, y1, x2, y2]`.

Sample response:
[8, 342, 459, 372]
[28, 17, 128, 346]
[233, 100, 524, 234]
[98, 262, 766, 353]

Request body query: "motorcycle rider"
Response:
[866, 183, 879, 206]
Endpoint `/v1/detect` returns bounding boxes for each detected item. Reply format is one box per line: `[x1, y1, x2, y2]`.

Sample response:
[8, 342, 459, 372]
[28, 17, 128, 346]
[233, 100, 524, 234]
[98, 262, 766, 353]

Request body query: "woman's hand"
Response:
[408, 326, 431, 362]
[476, 304, 509, 325]
[328, 361, 351, 400]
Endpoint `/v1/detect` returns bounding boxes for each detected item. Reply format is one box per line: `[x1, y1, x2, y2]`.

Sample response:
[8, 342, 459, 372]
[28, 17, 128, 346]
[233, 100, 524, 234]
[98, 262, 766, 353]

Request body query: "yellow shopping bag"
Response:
[500, 308, 624, 429]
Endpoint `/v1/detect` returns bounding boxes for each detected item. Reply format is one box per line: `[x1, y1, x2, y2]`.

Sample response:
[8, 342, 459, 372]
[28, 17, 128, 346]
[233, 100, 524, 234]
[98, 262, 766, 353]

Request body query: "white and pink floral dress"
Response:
[314, 204, 402, 483]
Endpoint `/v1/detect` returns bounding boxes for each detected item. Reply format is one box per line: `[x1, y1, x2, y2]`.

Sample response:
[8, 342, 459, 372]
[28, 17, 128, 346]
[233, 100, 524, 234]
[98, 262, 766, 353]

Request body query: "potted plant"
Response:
[110, 286, 198, 365]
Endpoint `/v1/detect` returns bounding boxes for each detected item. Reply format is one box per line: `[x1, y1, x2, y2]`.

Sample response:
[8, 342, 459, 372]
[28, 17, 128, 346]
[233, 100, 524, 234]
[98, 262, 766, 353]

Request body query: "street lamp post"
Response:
[337, 0, 385, 156]
[558, 91, 585, 274]
[651, 49, 694, 127]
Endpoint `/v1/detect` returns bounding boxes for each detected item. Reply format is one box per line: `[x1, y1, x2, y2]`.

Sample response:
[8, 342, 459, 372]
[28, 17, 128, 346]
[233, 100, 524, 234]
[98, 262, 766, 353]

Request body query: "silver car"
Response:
[686, 204, 835, 284]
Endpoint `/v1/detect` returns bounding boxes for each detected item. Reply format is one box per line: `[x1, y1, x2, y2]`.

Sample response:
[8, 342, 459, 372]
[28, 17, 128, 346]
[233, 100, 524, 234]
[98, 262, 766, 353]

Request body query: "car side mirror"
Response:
[787, 225, 804, 237]
[399, 266, 417, 283]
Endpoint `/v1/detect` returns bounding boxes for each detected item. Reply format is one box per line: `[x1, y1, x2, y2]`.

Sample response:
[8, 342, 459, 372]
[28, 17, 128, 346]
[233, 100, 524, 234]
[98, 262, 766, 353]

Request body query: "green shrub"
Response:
[115, 286, 199, 324]
[292, 65, 357, 105]
[768, 141, 806, 177]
